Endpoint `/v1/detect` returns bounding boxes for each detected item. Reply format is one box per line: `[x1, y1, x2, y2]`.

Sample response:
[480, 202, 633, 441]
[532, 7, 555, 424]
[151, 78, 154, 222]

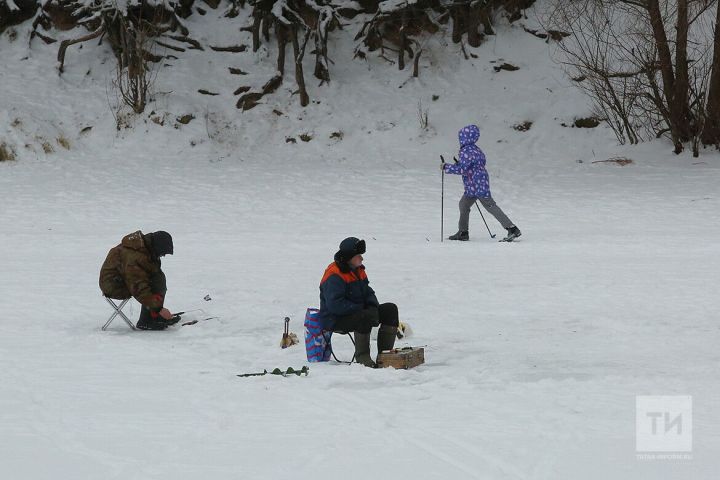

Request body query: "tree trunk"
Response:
[399, 23, 407, 70]
[451, 7, 463, 44]
[262, 13, 271, 42]
[467, 6, 481, 47]
[480, 9, 494, 36]
[277, 23, 287, 76]
[702, 2, 720, 146]
[291, 25, 310, 107]
[252, 11, 261, 52]
[57, 28, 104, 73]
[314, 13, 331, 83]
[647, 0, 682, 152]
[672, 0, 691, 142]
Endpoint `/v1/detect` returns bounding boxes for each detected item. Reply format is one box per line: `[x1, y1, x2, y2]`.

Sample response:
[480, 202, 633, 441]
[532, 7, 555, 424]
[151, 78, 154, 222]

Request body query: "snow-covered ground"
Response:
[1, 2, 719, 478]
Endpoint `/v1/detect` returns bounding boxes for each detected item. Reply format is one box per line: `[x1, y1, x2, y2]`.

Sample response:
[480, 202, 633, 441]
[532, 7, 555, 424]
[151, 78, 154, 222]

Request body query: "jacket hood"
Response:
[119, 231, 168, 263]
[458, 124, 480, 147]
[121, 231, 148, 251]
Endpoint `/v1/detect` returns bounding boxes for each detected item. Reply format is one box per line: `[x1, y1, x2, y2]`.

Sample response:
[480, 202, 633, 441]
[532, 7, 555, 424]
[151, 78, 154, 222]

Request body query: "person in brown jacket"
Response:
[99, 230, 176, 330]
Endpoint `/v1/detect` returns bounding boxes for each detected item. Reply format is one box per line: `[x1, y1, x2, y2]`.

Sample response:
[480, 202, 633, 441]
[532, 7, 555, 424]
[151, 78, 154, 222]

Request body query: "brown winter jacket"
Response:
[99, 231, 164, 310]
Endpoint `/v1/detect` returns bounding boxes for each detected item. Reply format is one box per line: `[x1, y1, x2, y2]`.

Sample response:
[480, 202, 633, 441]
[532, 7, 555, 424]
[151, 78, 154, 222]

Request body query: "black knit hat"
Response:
[334, 237, 366, 264]
[149, 231, 173, 257]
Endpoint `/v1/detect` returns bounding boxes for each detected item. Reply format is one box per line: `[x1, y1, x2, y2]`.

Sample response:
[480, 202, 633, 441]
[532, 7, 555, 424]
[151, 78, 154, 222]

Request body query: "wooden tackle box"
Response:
[376, 347, 425, 369]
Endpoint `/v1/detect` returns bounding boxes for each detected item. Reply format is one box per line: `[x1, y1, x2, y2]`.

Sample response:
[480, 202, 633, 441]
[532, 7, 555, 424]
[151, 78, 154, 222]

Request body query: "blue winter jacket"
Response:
[319, 262, 379, 330]
[444, 124, 491, 198]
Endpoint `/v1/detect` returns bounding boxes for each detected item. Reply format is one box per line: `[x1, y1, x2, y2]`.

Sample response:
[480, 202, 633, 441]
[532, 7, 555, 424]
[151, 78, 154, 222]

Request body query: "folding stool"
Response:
[102, 296, 136, 331]
[322, 330, 356, 364]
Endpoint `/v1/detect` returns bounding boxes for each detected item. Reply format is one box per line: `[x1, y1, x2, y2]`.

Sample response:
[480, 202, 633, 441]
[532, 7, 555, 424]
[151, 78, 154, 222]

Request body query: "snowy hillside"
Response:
[1, 1, 719, 479]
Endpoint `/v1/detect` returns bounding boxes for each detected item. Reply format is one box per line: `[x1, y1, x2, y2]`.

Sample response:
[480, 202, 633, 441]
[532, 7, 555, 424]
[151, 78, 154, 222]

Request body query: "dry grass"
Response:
[574, 117, 600, 128]
[513, 121, 533, 132]
[116, 111, 132, 130]
[57, 136, 71, 150]
[0, 142, 16, 161]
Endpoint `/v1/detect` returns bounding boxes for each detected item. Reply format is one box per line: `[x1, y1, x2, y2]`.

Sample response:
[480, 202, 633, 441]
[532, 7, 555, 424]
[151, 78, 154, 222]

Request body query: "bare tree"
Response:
[40, 0, 191, 71]
[546, 0, 718, 154]
[702, 1, 720, 146]
[546, 0, 644, 144]
[110, 8, 160, 114]
[238, 0, 341, 109]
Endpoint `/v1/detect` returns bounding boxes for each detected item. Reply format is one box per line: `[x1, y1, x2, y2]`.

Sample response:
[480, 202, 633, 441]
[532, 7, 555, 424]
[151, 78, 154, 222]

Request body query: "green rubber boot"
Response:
[376, 324, 398, 362]
[354, 332, 376, 367]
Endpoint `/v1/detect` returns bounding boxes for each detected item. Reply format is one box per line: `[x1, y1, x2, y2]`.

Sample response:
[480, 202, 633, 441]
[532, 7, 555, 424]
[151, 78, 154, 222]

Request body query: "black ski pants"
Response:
[332, 302, 399, 334]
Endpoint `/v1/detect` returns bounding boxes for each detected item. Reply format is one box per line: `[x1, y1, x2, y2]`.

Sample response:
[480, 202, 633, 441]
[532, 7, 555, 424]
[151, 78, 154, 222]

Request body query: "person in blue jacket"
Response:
[443, 124, 521, 241]
[319, 237, 399, 367]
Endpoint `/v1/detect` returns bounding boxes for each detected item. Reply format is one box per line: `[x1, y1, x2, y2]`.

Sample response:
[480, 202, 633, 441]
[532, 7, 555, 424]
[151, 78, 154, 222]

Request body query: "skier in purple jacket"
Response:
[443, 124, 521, 241]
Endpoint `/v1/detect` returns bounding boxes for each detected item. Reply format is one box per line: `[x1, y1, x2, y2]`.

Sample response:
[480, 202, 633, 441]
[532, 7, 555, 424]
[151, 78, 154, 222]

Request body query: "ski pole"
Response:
[474, 201, 496, 238]
[440, 155, 446, 242]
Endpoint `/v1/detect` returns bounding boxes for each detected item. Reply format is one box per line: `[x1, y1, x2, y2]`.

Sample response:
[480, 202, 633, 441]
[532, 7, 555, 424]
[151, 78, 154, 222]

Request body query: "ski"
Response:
[499, 230, 522, 242]
[499, 235, 520, 242]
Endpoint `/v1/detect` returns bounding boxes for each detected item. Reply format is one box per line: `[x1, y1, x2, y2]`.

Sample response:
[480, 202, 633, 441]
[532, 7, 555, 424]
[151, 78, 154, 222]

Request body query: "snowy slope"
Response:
[1, 2, 719, 479]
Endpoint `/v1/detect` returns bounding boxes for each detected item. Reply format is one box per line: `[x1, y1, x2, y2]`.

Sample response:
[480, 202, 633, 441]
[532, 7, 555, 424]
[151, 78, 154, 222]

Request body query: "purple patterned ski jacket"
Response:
[444, 124, 490, 198]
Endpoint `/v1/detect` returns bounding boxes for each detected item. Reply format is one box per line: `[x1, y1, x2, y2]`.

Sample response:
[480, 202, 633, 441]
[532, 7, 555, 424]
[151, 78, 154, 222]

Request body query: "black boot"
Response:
[136, 307, 169, 330]
[448, 231, 469, 241]
[502, 226, 521, 242]
[136, 319, 169, 330]
[353, 332, 376, 367]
